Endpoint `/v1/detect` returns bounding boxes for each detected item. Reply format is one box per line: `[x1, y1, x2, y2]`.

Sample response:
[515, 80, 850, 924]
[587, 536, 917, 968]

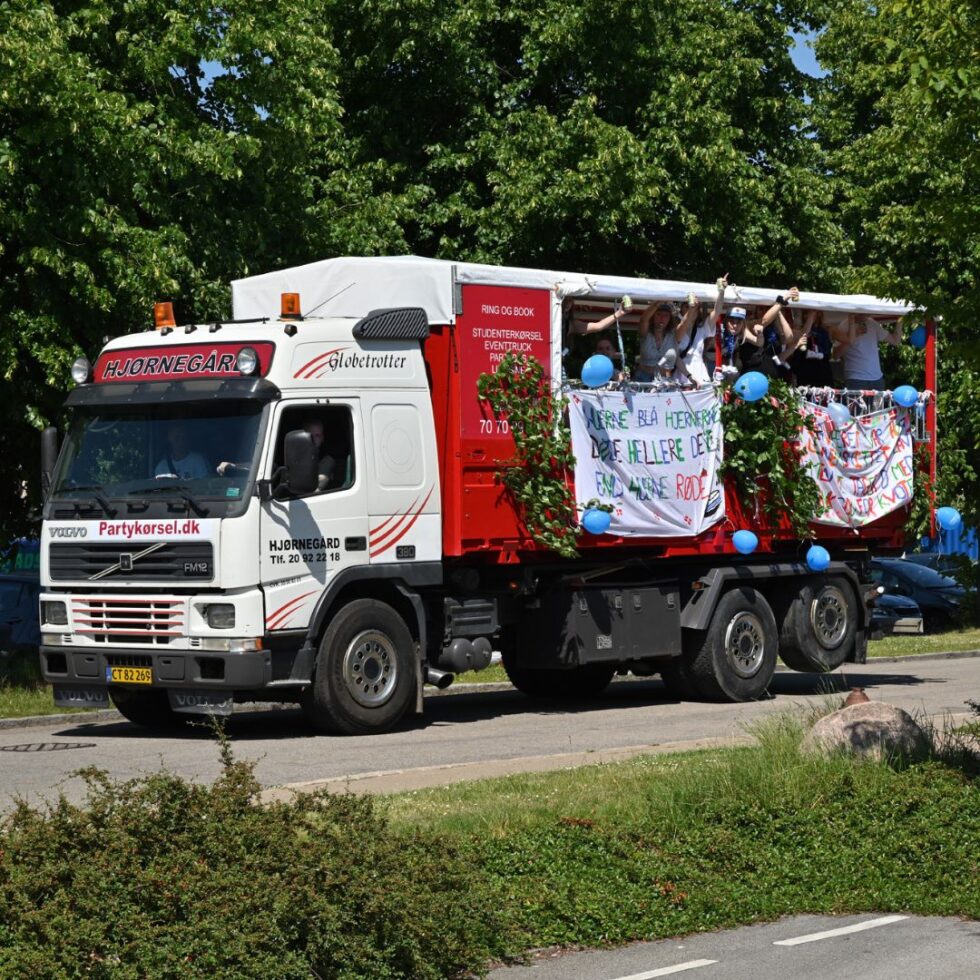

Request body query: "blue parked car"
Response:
[870, 592, 923, 636]
[870, 558, 966, 631]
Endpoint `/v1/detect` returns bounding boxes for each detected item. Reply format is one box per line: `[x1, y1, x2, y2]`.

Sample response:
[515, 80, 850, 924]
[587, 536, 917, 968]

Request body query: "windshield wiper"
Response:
[56, 485, 117, 518]
[134, 484, 210, 516]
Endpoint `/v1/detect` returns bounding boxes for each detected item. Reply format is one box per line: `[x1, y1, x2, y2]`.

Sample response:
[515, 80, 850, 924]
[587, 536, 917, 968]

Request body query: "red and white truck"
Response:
[37, 256, 931, 732]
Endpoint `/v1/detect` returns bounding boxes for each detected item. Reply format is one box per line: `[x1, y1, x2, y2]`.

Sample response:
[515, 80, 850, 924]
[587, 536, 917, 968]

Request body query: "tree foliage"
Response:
[814, 0, 980, 523]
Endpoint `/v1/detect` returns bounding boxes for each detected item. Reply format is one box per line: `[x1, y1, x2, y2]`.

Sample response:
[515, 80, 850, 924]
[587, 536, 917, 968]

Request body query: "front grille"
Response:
[105, 654, 153, 668]
[49, 542, 213, 582]
[71, 597, 185, 646]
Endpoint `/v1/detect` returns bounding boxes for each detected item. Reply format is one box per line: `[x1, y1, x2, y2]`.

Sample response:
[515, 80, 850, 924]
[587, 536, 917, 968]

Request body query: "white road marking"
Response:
[610, 960, 718, 979]
[773, 914, 909, 946]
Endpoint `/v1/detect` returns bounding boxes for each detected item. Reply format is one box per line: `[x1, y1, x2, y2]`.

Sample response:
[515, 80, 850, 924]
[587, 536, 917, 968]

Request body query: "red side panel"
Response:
[424, 283, 552, 556]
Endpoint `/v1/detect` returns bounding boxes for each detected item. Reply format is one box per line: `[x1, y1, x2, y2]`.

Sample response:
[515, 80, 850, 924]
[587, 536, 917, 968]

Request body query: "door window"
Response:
[273, 405, 355, 497]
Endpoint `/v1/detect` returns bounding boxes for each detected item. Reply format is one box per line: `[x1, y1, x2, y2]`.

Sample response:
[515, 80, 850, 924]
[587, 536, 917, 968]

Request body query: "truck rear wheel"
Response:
[686, 587, 778, 701]
[502, 647, 614, 700]
[778, 577, 857, 672]
[302, 599, 416, 735]
[109, 688, 184, 729]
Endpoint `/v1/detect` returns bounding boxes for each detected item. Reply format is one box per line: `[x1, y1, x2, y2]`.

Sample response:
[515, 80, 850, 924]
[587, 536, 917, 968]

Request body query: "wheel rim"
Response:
[342, 630, 398, 707]
[809, 586, 848, 649]
[724, 612, 766, 677]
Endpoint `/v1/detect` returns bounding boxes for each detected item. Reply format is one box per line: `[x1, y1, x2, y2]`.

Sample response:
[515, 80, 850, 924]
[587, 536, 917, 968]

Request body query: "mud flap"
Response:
[53, 686, 110, 710]
[168, 690, 234, 716]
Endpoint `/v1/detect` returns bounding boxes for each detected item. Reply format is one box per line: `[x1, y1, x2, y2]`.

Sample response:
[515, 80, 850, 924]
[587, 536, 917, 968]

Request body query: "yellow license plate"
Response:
[108, 666, 152, 685]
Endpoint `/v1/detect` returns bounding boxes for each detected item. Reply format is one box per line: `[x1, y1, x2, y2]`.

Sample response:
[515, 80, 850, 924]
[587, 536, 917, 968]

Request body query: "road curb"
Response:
[1, 649, 977, 731]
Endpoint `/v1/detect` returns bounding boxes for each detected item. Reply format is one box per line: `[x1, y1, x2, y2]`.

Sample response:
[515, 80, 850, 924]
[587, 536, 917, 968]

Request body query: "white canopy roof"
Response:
[231, 255, 915, 322]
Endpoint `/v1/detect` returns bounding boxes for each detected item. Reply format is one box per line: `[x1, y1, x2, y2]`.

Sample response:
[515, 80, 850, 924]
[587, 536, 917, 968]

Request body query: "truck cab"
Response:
[39, 305, 442, 732]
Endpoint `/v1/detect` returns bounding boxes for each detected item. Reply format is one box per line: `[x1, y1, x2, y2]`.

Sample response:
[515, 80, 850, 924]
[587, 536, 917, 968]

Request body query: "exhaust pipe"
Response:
[426, 666, 454, 690]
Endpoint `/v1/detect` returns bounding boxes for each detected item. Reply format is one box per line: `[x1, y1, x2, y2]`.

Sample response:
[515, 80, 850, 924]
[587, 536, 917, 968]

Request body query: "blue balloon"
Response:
[827, 402, 851, 427]
[582, 508, 612, 535]
[733, 371, 769, 402]
[733, 530, 758, 555]
[892, 384, 918, 408]
[581, 354, 614, 388]
[936, 506, 961, 532]
[909, 325, 927, 349]
[806, 545, 831, 572]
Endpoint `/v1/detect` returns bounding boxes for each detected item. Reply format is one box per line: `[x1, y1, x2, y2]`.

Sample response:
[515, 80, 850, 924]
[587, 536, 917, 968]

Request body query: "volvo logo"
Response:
[89, 541, 166, 580]
[50, 527, 88, 539]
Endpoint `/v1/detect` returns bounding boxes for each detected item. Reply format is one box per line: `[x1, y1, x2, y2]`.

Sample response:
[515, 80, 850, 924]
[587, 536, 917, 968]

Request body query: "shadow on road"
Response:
[48, 667, 931, 741]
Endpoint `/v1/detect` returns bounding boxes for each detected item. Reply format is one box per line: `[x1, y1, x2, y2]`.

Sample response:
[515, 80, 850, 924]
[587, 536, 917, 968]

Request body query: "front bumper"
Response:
[39, 645, 272, 691]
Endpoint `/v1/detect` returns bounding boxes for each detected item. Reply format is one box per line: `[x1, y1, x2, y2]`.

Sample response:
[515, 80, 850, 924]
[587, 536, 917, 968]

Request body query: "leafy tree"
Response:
[814, 0, 980, 524]
[0, 0, 416, 536]
[328, 0, 846, 282]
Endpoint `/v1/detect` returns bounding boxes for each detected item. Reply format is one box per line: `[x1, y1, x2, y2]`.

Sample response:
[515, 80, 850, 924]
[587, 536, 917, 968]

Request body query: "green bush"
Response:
[0, 742, 508, 978]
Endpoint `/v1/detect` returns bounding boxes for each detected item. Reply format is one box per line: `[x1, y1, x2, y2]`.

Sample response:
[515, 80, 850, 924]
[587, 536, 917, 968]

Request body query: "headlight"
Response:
[236, 347, 258, 375]
[42, 600, 68, 626]
[206, 603, 236, 629]
[71, 357, 91, 384]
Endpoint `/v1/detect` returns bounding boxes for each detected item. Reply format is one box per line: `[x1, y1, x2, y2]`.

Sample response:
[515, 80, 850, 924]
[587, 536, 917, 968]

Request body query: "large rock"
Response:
[802, 701, 931, 762]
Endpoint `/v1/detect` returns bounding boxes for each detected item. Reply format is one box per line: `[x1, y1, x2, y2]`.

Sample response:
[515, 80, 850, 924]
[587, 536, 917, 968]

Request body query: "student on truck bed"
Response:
[839, 314, 903, 390]
[634, 297, 701, 382]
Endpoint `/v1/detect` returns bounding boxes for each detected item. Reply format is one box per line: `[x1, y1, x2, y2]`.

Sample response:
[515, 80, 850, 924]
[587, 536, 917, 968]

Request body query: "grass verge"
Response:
[866, 627, 980, 657]
[0, 650, 82, 718]
[1, 713, 977, 976]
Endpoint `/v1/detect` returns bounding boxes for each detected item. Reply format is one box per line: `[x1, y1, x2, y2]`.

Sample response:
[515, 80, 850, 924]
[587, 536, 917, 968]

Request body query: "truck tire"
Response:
[502, 647, 614, 700]
[109, 688, 184, 729]
[302, 599, 416, 735]
[686, 587, 778, 701]
[778, 576, 857, 672]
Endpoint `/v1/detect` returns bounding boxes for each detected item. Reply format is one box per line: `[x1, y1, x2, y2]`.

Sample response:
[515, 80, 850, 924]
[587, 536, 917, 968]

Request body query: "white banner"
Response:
[569, 388, 725, 537]
[799, 404, 914, 526]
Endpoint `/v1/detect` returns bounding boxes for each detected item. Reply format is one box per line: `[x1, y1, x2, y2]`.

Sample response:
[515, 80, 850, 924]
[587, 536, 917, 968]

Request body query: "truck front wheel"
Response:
[302, 599, 416, 735]
[778, 577, 857, 672]
[686, 587, 778, 701]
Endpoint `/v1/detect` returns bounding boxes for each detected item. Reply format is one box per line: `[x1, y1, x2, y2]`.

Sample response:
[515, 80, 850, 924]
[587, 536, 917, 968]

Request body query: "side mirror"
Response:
[41, 426, 59, 498]
[283, 430, 318, 496]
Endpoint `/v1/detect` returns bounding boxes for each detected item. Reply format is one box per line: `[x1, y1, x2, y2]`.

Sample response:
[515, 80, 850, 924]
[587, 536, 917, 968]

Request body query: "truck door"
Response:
[259, 401, 368, 633]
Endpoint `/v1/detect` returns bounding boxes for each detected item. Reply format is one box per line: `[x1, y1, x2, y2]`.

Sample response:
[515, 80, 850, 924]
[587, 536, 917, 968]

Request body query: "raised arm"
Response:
[675, 292, 702, 343]
[573, 306, 629, 335]
[879, 317, 903, 347]
[760, 286, 801, 329]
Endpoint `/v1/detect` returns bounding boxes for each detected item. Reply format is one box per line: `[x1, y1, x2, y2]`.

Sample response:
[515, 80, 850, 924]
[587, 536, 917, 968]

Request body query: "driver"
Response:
[154, 422, 211, 480]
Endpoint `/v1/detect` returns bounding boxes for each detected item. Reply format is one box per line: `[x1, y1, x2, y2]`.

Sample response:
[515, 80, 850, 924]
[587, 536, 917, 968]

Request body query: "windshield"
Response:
[50, 403, 265, 507]
[887, 561, 959, 590]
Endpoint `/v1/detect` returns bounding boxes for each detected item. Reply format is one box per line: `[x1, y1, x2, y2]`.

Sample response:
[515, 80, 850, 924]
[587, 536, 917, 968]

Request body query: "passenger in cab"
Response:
[155, 422, 211, 480]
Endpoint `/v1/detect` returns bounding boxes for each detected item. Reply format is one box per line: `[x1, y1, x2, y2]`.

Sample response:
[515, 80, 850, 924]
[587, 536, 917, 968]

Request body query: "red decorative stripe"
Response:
[294, 347, 346, 379]
[370, 487, 434, 558]
[369, 494, 420, 538]
[265, 590, 317, 630]
[369, 496, 422, 549]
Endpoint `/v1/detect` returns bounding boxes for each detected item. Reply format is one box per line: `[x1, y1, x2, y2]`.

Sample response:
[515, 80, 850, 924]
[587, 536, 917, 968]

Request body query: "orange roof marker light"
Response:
[154, 302, 176, 330]
[281, 292, 302, 319]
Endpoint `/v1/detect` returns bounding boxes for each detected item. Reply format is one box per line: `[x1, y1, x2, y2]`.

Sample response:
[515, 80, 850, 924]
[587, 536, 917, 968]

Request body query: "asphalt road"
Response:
[1, 654, 977, 811]
[487, 914, 980, 979]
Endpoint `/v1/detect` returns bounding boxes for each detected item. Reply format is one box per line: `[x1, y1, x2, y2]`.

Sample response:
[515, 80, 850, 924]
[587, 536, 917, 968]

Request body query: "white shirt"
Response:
[680, 318, 714, 385]
[842, 318, 890, 381]
[154, 452, 210, 480]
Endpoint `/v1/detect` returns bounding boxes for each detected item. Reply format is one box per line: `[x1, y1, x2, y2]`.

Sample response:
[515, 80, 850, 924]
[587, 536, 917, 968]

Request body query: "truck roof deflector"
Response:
[352, 307, 430, 341]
